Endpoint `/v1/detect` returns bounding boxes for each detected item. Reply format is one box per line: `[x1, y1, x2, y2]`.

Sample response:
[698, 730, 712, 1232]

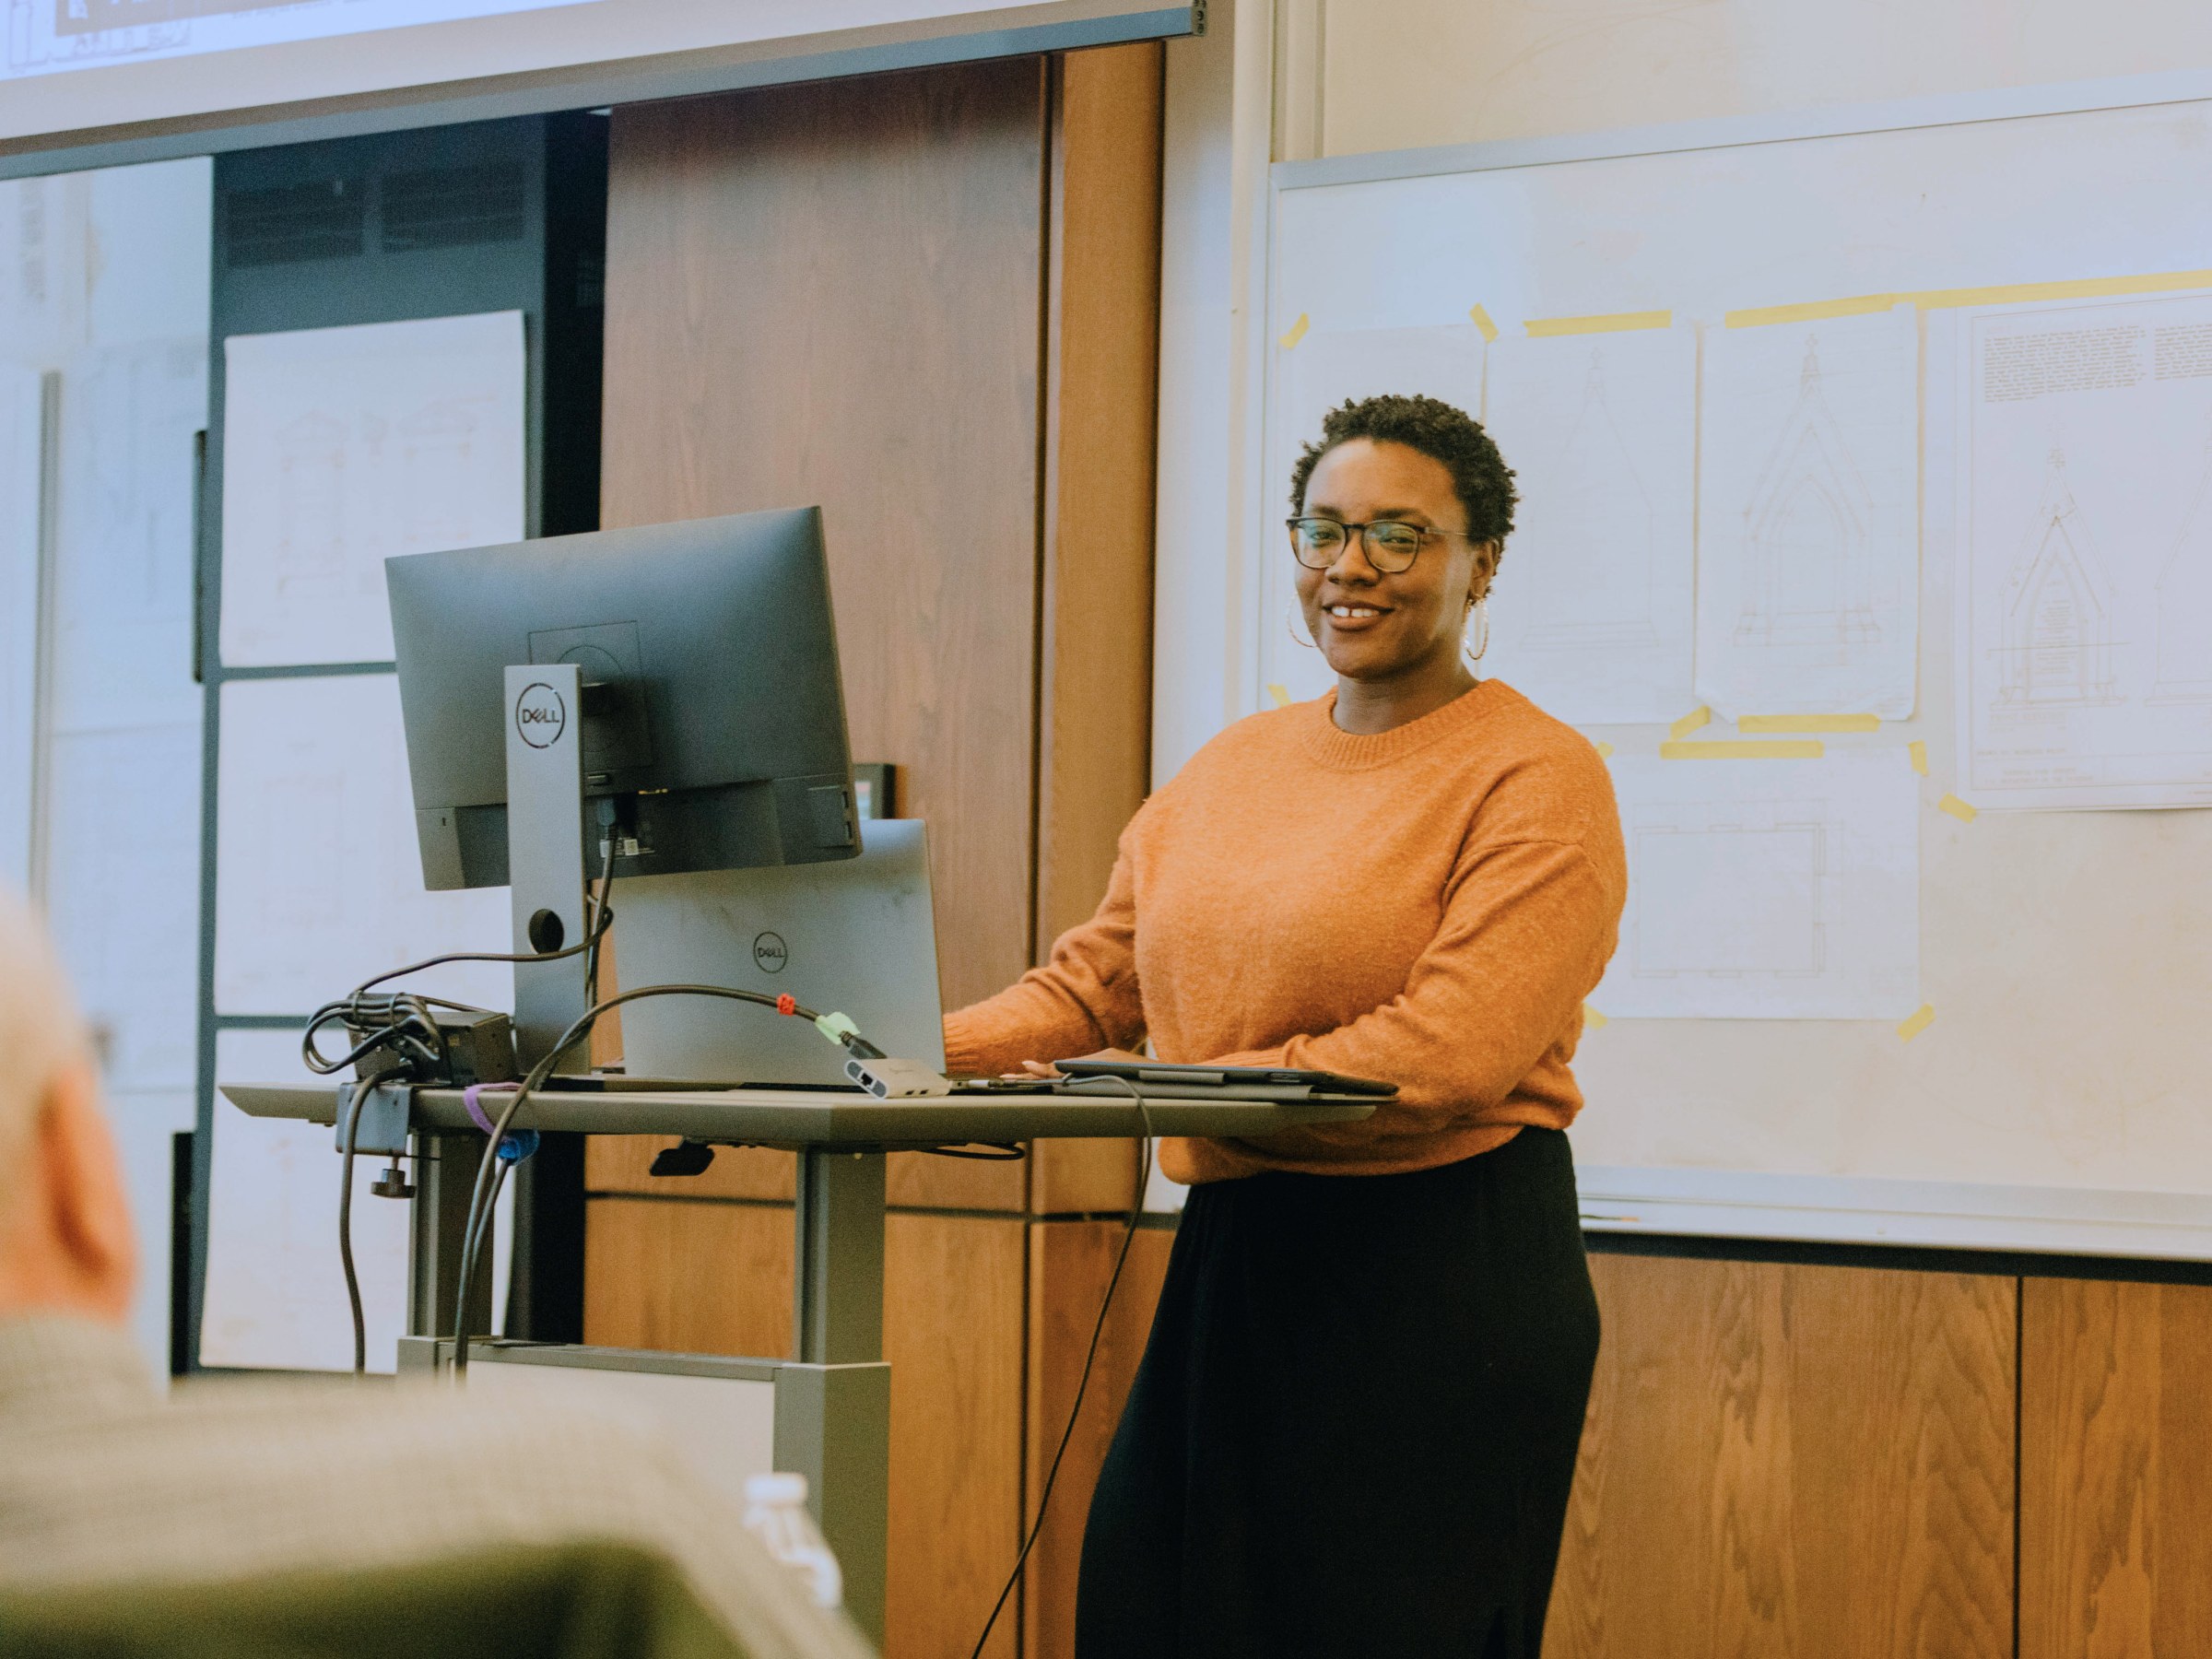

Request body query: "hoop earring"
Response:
[1463, 596, 1490, 665]
[1287, 606, 1318, 651]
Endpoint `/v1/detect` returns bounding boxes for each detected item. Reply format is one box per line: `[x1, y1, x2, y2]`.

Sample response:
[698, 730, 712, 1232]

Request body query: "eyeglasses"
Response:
[1285, 516, 1475, 574]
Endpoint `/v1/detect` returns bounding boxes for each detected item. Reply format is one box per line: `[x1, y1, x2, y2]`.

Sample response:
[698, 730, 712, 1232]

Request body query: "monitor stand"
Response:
[504, 662, 591, 1072]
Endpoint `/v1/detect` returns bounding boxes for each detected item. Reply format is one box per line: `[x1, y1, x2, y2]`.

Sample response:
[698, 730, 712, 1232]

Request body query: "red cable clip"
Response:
[776, 994, 797, 1017]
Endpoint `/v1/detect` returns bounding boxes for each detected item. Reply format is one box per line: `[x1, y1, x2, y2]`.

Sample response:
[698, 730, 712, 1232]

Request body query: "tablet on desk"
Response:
[1054, 1059, 1397, 1097]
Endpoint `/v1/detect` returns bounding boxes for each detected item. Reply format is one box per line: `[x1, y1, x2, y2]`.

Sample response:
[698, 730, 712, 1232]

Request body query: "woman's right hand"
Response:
[1017, 1046, 1148, 1080]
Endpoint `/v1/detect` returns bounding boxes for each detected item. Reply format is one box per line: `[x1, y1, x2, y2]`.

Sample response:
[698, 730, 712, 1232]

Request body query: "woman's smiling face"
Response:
[1294, 438, 1497, 686]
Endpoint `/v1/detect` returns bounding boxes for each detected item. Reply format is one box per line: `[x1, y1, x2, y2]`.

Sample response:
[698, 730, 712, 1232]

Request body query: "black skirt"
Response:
[1075, 1127, 1600, 1659]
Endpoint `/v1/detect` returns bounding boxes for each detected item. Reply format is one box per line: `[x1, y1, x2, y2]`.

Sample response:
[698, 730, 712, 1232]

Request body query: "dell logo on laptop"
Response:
[513, 682, 568, 749]
[753, 932, 788, 973]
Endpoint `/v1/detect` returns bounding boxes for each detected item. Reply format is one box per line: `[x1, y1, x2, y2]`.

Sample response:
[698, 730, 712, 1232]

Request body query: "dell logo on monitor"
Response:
[753, 932, 789, 973]
[513, 682, 568, 749]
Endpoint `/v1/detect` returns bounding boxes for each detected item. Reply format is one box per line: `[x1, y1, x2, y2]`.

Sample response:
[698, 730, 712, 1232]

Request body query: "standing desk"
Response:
[221, 1078, 1375, 1641]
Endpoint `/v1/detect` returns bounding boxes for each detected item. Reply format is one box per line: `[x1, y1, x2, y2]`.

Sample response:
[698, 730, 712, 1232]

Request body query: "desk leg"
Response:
[783, 1148, 889, 1641]
[408, 1131, 493, 1340]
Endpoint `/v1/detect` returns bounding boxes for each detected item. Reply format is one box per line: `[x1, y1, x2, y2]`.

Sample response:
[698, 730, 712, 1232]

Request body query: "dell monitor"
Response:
[386, 508, 859, 889]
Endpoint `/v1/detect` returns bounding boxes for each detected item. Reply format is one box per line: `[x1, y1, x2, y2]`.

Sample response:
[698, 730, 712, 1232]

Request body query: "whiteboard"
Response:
[213, 674, 512, 1015]
[1260, 81, 2212, 1256]
[219, 312, 526, 668]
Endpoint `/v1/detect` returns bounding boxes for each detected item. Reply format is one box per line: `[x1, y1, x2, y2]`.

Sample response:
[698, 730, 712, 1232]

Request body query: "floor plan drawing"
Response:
[1594, 753, 1918, 1019]
[1696, 307, 1919, 719]
[1959, 291, 2212, 807]
[1480, 326, 1696, 724]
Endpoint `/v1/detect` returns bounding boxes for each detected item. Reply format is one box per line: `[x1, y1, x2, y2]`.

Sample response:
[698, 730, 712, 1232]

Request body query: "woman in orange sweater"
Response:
[944, 394, 1627, 1658]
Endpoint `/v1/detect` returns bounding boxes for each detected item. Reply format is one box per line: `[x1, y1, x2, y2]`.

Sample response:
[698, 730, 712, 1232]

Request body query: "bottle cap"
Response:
[745, 1471, 809, 1507]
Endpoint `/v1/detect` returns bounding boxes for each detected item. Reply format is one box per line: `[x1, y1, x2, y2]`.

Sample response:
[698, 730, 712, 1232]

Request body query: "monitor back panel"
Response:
[614, 818, 944, 1088]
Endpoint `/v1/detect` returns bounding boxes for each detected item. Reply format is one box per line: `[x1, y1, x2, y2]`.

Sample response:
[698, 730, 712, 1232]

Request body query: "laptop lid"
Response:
[614, 818, 945, 1087]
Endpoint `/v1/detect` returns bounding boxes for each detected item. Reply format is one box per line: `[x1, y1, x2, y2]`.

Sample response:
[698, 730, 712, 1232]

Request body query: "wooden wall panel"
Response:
[1547, 1252, 2015, 1659]
[2020, 1277, 2212, 1659]
[886, 1213, 1029, 1659]
[587, 1136, 795, 1201]
[1033, 41, 1163, 961]
[1022, 1220, 1175, 1659]
[600, 59, 1046, 1013]
[581, 1196, 793, 1358]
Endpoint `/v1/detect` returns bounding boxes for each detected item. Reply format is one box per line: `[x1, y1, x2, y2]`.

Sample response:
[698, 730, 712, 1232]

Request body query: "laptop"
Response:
[614, 818, 946, 1088]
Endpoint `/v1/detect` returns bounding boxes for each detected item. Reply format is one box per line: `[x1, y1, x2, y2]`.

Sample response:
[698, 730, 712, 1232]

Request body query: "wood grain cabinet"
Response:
[2020, 1277, 2212, 1659]
[582, 41, 1163, 1659]
[1547, 1252, 2017, 1659]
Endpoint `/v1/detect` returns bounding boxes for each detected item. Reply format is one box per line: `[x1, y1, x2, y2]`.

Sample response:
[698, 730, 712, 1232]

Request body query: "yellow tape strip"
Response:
[1897, 1004, 1936, 1043]
[1662, 739, 1825, 759]
[1278, 312, 1310, 350]
[1583, 1006, 1608, 1031]
[1594, 740, 1615, 759]
[1524, 309, 1673, 338]
[1738, 713, 1880, 733]
[1468, 303, 1500, 343]
[1911, 270, 2212, 311]
[1909, 740, 1929, 776]
[1266, 683, 1291, 709]
[1938, 793, 1979, 822]
[1668, 705, 1711, 741]
[1725, 293, 1901, 329]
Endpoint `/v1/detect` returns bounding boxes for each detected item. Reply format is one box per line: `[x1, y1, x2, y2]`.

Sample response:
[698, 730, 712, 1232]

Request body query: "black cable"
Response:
[583, 857, 616, 1006]
[303, 877, 618, 1078]
[451, 982, 848, 1373]
[337, 1054, 405, 1375]
[968, 1073, 1154, 1659]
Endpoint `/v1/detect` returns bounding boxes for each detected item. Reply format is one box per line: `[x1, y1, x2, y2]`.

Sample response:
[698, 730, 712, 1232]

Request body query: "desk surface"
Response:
[219, 1079, 1377, 1148]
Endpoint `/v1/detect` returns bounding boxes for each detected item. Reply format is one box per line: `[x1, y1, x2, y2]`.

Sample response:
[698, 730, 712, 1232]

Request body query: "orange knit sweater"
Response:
[943, 680, 1628, 1184]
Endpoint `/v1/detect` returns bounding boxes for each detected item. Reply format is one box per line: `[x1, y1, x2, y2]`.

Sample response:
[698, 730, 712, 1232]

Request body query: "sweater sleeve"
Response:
[1208, 836, 1618, 1157]
[941, 841, 1146, 1077]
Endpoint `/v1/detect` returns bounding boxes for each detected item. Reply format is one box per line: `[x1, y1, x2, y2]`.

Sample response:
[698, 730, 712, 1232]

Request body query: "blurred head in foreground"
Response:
[0, 884, 133, 1324]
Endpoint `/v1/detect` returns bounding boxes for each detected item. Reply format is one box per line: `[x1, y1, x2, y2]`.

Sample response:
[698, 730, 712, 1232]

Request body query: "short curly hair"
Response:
[1288, 394, 1518, 565]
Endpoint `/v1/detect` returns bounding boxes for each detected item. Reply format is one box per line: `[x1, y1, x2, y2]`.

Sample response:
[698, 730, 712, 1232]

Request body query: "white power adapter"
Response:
[843, 1055, 954, 1099]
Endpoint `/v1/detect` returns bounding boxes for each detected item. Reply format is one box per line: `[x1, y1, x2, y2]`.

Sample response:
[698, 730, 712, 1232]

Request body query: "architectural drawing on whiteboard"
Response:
[1523, 350, 1660, 648]
[2148, 428, 2212, 703]
[1630, 816, 1826, 982]
[2000, 450, 2121, 707]
[222, 312, 524, 668]
[1734, 339, 1880, 650]
[1594, 754, 1917, 1019]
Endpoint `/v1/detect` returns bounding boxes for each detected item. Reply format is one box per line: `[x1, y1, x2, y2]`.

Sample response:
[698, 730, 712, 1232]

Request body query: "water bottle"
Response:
[742, 1471, 845, 1610]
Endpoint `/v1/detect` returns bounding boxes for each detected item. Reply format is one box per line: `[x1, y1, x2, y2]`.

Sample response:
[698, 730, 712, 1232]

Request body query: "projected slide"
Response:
[6, 0, 599, 81]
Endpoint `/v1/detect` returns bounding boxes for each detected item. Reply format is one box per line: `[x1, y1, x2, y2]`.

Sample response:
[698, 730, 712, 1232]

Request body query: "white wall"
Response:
[1314, 0, 2212, 158]
[0, 159, 211, 1376]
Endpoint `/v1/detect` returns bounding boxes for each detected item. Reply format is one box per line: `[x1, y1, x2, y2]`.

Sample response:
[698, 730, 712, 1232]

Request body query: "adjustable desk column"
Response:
[777, 1147, 891, 1638]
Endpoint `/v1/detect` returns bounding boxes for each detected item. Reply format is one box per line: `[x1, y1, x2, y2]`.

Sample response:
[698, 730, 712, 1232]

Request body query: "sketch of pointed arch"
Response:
[1733, 337, 1881, 650]
[2000, 448, 2122, 707]
[2147, 426, 2212, 703]
[1521, 347, 1661, 649]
